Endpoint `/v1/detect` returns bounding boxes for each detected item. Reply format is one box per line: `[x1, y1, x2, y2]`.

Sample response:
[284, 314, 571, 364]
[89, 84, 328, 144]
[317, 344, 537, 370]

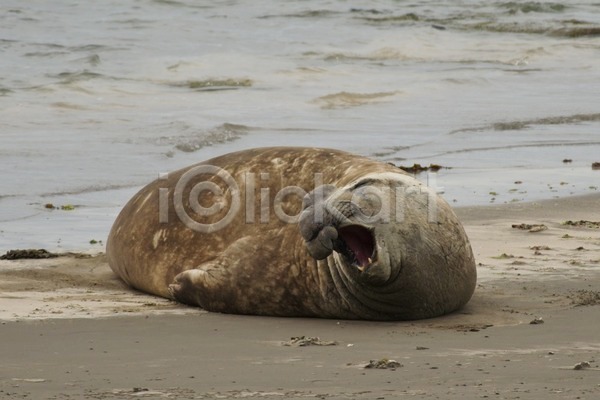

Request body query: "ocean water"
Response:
[1, 0, 599, 252]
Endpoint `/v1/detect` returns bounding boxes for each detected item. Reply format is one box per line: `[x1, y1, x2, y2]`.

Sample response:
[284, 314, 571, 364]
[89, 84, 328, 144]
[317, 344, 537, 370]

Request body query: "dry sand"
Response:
[1, 194, 599, 399]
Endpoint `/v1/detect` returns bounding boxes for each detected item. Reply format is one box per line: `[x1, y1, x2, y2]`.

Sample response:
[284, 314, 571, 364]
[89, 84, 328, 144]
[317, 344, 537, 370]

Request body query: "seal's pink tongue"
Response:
[338, 225, 374, 267]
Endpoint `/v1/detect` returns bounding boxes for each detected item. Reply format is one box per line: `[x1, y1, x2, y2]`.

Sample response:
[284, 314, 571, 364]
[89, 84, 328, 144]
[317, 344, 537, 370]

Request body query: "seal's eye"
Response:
[337, 225, 376, 271]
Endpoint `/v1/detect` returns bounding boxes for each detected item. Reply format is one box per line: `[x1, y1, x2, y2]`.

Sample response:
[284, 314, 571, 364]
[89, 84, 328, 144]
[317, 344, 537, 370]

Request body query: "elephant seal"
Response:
[107, 147, 476, 320]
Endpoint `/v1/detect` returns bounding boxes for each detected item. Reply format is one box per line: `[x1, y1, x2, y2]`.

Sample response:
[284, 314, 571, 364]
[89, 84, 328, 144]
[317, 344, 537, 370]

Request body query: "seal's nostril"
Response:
[319, 226, 338, 243]
[299, 209, 323, 241]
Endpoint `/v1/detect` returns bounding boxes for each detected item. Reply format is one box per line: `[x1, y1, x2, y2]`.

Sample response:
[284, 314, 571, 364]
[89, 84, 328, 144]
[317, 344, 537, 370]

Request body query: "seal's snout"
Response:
[302, 224, 338, 260]
[299, 184, 340, 260]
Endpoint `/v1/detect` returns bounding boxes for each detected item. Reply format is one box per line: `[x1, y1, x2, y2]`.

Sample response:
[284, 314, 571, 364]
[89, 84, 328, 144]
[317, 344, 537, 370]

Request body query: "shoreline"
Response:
[455, 191, 600, 222]
[1, 162, 598, 255]
[1, 189, 599, 256]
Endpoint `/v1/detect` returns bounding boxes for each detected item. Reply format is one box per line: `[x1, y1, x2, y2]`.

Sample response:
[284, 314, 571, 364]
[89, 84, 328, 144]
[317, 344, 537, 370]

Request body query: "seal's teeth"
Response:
[368, 257, 373, 264]
[357, 265, 366, 272]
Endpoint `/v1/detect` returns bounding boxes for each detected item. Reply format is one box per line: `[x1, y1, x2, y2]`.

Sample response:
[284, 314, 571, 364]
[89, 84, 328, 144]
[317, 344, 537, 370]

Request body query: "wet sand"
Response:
[1, 194, 599, 399]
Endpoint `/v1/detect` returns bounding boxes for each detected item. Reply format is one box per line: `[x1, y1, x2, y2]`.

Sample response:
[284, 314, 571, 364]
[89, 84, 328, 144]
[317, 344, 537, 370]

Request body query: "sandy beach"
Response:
[1, 194, 599, 399]
[2, 2, 599, 398]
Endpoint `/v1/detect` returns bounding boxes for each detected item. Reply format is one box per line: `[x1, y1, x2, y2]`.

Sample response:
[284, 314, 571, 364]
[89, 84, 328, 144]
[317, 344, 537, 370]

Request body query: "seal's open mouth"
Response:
[337, 225, 376, 271]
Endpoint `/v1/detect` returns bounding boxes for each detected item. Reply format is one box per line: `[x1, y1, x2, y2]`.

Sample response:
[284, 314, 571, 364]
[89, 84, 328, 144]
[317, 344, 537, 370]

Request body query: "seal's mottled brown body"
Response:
[107, 147, 476, 320]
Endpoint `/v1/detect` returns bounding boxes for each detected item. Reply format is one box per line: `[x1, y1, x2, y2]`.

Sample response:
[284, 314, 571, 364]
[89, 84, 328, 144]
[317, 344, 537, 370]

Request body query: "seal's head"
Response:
[299, 172, 416, 286]
[298, 168, 476, 321]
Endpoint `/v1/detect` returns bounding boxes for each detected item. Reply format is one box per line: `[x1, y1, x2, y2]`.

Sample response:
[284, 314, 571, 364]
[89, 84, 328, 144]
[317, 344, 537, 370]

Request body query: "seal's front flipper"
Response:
[167, 234, 318, 316]
[169, 268, 211, 307]
[167, 235, 280, 314]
